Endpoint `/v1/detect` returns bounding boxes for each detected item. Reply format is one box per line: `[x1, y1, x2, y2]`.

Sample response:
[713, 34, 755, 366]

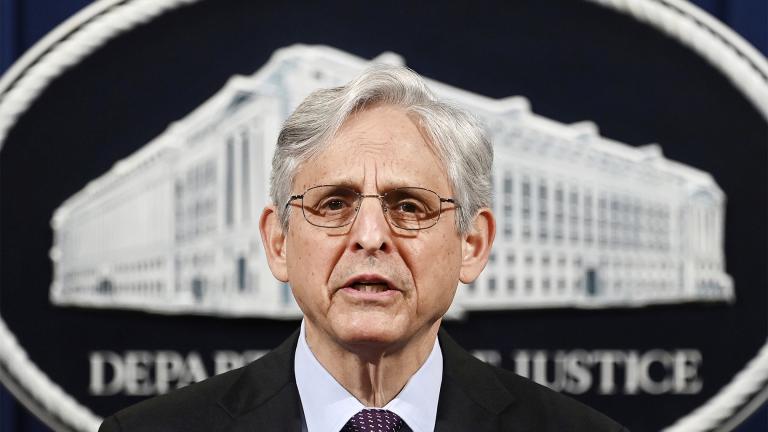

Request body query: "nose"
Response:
[349, 195, 391, 254]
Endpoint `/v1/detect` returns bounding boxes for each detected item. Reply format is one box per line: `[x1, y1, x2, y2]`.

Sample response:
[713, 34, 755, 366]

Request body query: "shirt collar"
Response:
[294, 320, 443, 432]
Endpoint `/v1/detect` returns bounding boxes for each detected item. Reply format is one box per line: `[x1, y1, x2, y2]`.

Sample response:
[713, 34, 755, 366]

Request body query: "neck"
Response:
[304, 321, 441, 407]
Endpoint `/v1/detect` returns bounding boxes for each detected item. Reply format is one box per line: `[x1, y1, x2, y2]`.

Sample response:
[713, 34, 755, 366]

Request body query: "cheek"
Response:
[409, 234, 462, 307]
[286, 230, 333, 305]
[423, 230, 462, 270]
[288, 225, 328, 270]
[286, 225, 352, 297]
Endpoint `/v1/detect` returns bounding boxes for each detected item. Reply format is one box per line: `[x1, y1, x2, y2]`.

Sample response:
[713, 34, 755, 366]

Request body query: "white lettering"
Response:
[89, 351, 124, 396]
[183, 352, 209, 385]
[533, 350, 564, 391]
[563, 350, 592, 394]
[638, 349, 674, 394]
[124, 351, 156, 396]
[154, 351, 185, 394]
[513, 350, 531, 378]
[89, 348, 702, 397]
[88, 350, 262, 396]
[624, 351, 641, 394]
[674, 349, 703, 394]
[214, 350, 243, 375]
[510, 348, 702, 396]
[595, 350, 625, 395]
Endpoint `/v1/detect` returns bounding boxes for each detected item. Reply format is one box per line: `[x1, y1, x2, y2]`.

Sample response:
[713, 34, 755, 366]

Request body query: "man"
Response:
[100, 65, 628, 431]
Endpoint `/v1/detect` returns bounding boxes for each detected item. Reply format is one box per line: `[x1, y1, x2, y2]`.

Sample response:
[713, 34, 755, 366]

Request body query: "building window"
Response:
[538, 180, 548, 241]
[507, 278, 516, 293]
[569, 188, 580, 243]
[610, 197, 621, 248]
[631, 202, 641, 248]
[241, 130, 251, 222]
[522, 177, 531, 240]
[557, 279, 566, 291]
[503, 174, 513, 194]
[584, 192, 593, 244]
[237, 257, 247, 292]
[554, 185, 564, 242]
[503, 172, 513, 239]
[586, 268, 598, 296]
[225, 137, 235, 227]
[598, 195, 607, 246]
[660, 207, 671, 251]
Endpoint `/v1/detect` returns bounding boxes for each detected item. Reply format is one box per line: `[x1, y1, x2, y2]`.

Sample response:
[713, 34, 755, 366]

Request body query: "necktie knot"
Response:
[341, 408, 405, 432]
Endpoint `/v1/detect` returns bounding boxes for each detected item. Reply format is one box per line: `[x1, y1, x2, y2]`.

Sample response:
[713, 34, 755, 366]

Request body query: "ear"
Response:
[259, 205, 289, 282]
[459, 208, 496, 284]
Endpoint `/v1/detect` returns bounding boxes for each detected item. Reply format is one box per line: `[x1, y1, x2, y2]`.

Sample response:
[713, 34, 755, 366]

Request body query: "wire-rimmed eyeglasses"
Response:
[285, 185, 456, 230]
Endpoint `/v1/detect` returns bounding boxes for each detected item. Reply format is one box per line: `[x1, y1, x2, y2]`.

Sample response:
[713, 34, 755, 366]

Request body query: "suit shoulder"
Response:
[438, 330, 626, 431]
[489, 364, 627, 431]
[100, 330, 301, 432]
[100, 365, 244, 432]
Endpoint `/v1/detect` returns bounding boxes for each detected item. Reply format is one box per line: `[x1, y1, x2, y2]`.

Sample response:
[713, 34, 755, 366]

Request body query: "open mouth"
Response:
[349, 282, 391, 293]
[340, 275, 400, 299]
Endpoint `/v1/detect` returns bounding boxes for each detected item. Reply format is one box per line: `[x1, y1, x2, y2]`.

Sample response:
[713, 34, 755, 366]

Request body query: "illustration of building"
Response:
[48, 45, 733, 318]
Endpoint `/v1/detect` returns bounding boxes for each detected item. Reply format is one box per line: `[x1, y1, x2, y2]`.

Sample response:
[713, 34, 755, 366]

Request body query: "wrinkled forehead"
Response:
[293, 106, 451, 193]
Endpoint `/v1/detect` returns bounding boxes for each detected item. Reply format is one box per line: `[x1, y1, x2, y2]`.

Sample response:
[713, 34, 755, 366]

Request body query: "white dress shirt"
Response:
[295, 320, 443, 432]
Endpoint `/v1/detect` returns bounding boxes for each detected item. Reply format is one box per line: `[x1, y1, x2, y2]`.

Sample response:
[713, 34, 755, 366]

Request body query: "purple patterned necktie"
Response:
[341, 408, 405, 432]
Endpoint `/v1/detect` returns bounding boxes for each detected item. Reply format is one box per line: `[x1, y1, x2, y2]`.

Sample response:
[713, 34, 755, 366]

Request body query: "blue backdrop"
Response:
[0, 0, 766, 431]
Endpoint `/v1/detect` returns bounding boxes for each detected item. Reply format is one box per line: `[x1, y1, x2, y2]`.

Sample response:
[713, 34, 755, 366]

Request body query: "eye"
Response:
[392, 199, 429, 217]
[325, 199, 347, 211]
[385, 188, 438, 220]
[319, 196, 352, 212]
[397, 201, 421, 214]
[303, 186, 360, 221]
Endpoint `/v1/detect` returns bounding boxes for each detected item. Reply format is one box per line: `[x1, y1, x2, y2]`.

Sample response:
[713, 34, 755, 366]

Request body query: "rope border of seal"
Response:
[0, 0, 203, 148]
[0, 1, 205, 430]
[0, 0, 766, 431]
[580, 2, 768, 429]
[586, 0, 768, 119]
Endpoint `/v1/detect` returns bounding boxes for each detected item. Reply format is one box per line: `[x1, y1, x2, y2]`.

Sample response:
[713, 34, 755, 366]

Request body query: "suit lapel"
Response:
[214, 328, 515, 431]
[435, 376, 500, 432]
[218, 329, 303, 432]
[224, 386, 302, 432]
[435, 330, 516, 432]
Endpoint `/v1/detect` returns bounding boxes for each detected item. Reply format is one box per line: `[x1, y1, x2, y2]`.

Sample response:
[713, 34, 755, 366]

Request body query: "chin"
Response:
[332, 316, 409, 349]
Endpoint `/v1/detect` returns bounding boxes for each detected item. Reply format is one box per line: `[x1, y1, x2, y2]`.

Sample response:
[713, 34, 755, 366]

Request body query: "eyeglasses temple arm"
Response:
[285, 195, 303, 209]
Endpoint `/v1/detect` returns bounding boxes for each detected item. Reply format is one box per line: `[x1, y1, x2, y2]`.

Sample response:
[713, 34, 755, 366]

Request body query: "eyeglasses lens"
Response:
[301, 186, 442, 230]
[302, 186, 359, 227]
[383, 188, 441, 230]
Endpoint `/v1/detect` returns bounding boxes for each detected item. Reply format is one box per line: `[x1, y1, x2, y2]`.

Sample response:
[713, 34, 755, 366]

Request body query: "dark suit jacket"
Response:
[100, 329, 628, 431]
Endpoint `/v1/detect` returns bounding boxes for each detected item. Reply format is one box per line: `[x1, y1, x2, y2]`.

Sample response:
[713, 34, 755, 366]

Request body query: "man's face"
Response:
[285, 105, 463, 351]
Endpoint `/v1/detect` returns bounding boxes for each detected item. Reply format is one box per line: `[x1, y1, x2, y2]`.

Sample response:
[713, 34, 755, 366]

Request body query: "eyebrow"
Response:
[316, 178, 359, 189]
[309, 183, 440, 196]
[303, 177, 435, 193]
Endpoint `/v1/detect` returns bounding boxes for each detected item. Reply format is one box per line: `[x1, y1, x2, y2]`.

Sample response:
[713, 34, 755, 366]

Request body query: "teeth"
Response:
[352, 282, 389, 293]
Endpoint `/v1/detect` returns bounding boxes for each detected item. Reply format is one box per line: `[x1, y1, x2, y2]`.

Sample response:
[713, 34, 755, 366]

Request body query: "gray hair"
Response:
[270, 64, 493, 234]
